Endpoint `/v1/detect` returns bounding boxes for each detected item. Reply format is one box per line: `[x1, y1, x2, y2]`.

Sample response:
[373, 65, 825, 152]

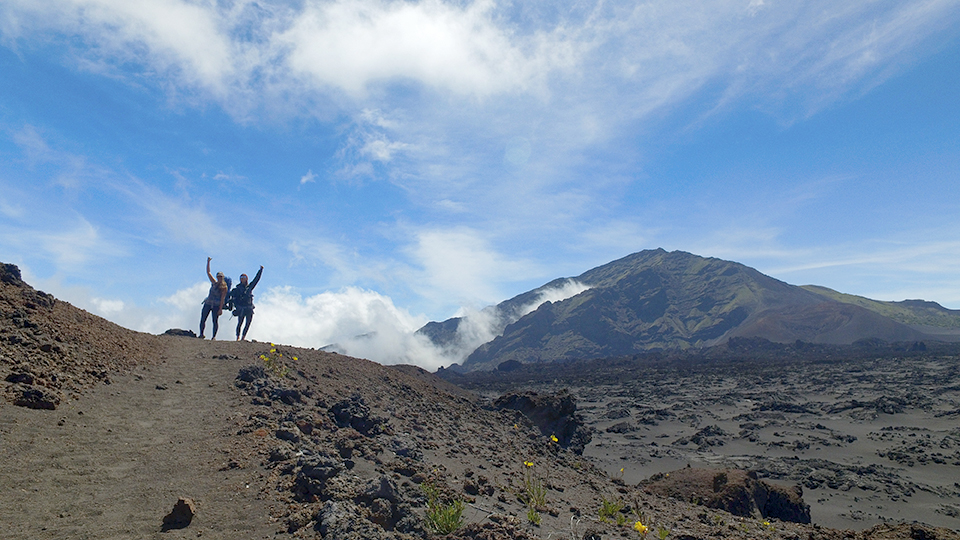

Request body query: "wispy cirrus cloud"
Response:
[3, 1, 952, 118]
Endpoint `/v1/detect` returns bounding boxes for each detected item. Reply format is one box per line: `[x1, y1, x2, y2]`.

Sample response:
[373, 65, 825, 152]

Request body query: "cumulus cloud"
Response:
[276, 0, 557, 97]
[250, 276, 589, 368]
[408, 227, 537, 307]
[241, 285, 453, 367]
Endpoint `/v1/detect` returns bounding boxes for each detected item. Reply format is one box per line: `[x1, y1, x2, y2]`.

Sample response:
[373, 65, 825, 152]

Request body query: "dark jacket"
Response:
[232, 267, 262, 310]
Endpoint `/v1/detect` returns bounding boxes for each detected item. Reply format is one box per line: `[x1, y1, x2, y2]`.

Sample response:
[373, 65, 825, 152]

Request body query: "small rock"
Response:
[582, 528, 603, 540]
[5, 371, 34, 385]
[161, 497, 196, 531]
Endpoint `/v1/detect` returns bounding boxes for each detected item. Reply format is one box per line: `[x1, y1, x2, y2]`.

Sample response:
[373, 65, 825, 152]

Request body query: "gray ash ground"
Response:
[445, 347, 960, 532]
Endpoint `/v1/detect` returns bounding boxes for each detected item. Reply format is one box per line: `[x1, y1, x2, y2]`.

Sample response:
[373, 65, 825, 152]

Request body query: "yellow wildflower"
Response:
[634, 521, 648, 535]
[524, 461, 533, 467]
[292, 356, 298, 361]
[550, 435, 559, 443]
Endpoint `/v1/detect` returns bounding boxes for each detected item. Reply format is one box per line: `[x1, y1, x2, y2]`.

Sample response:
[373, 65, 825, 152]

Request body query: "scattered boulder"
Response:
[641, 468, 811, 523]
[161, 497, 196, 531]
[330, 394, 385, 436]
[315, 499, 388, 540]
[162, 328, 197, 338]
[605, 421, 638, 434]
[0, 263, 23, 285]
[294, 455, 345, 502]
[234, 365, 302, 405]
[9, 384, 61, 410]
[493, 389, 592, 453]
[860, 522, 959, 540]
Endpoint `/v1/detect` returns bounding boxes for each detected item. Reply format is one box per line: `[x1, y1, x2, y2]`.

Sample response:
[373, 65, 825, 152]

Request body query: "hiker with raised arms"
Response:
[199, 257, 230, 340]
[232, 265, 263, 341]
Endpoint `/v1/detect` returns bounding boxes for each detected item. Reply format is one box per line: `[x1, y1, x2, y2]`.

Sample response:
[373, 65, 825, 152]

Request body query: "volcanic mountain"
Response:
[419, 249, 960, 371]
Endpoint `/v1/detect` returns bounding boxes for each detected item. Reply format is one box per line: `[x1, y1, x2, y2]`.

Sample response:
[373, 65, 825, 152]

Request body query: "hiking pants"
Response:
[200, 302, 220, 338]
[236, 307, 254, 339]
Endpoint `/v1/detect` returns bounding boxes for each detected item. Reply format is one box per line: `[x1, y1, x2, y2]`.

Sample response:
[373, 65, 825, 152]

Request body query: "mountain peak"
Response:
[421, 250, 954, 372]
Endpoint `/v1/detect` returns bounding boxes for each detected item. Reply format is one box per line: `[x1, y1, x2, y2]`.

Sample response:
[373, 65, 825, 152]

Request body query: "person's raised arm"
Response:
[250, 265, 263, 290]
[206, 257, 216, 283]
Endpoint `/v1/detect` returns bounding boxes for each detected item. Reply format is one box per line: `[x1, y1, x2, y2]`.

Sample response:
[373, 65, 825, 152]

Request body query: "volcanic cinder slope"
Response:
[1, 262, 957, 540]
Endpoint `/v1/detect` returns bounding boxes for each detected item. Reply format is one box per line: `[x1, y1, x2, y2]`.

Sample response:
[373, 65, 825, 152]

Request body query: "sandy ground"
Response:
[0, 339, 278, 539]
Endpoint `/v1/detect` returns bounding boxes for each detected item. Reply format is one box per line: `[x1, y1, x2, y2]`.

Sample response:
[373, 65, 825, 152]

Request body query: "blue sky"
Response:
[1, 0, 959, 368]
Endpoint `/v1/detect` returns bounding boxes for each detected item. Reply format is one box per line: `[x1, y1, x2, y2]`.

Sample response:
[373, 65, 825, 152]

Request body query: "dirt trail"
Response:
[0, 337, 275, 540]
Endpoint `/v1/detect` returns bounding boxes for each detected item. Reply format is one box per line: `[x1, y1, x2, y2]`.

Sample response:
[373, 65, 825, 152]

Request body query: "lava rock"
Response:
[162, 328, 198, 337]
[493, 389, 592, 454]
[10, 384, 61, 410]
[161, 497, 196, 531]
[330, 394, 384, 436]
[641, 468, 811, 523]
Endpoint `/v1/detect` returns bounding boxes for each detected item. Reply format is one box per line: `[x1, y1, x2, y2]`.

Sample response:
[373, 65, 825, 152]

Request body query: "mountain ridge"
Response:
[419, 249, 959, 371]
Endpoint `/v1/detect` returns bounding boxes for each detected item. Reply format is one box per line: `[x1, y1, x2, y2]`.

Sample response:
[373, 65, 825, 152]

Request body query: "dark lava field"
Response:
[443, 341, 960, 531]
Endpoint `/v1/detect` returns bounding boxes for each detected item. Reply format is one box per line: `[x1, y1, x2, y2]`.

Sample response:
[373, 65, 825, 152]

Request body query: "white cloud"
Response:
[248, 285, 446, 366]
[408, 227, 537, 307]
[142, 277, 589, 369]
[430, 278, 591, 365]
[0, 0, 237, 94]
[300, 169, 317, 184]
[2, 0, 954, 141]
[277, 0, 559, 97]
[0, 217, 125, 268]
[362, 137, 410, 162]
[90, 297, 125, 315]
[160, 281, 210, 313]
[519, 279, 590, 317]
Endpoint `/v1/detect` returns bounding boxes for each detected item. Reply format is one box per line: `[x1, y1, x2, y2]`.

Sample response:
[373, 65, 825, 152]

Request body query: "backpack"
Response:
[222, 277, 234, 311]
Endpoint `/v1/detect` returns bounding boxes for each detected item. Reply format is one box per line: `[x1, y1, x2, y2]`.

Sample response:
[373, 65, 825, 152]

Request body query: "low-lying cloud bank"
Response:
[90, 278, 590, 370]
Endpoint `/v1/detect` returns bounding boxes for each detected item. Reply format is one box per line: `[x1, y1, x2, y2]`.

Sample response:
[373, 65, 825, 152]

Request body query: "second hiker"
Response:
[232, 265, 263, 341]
